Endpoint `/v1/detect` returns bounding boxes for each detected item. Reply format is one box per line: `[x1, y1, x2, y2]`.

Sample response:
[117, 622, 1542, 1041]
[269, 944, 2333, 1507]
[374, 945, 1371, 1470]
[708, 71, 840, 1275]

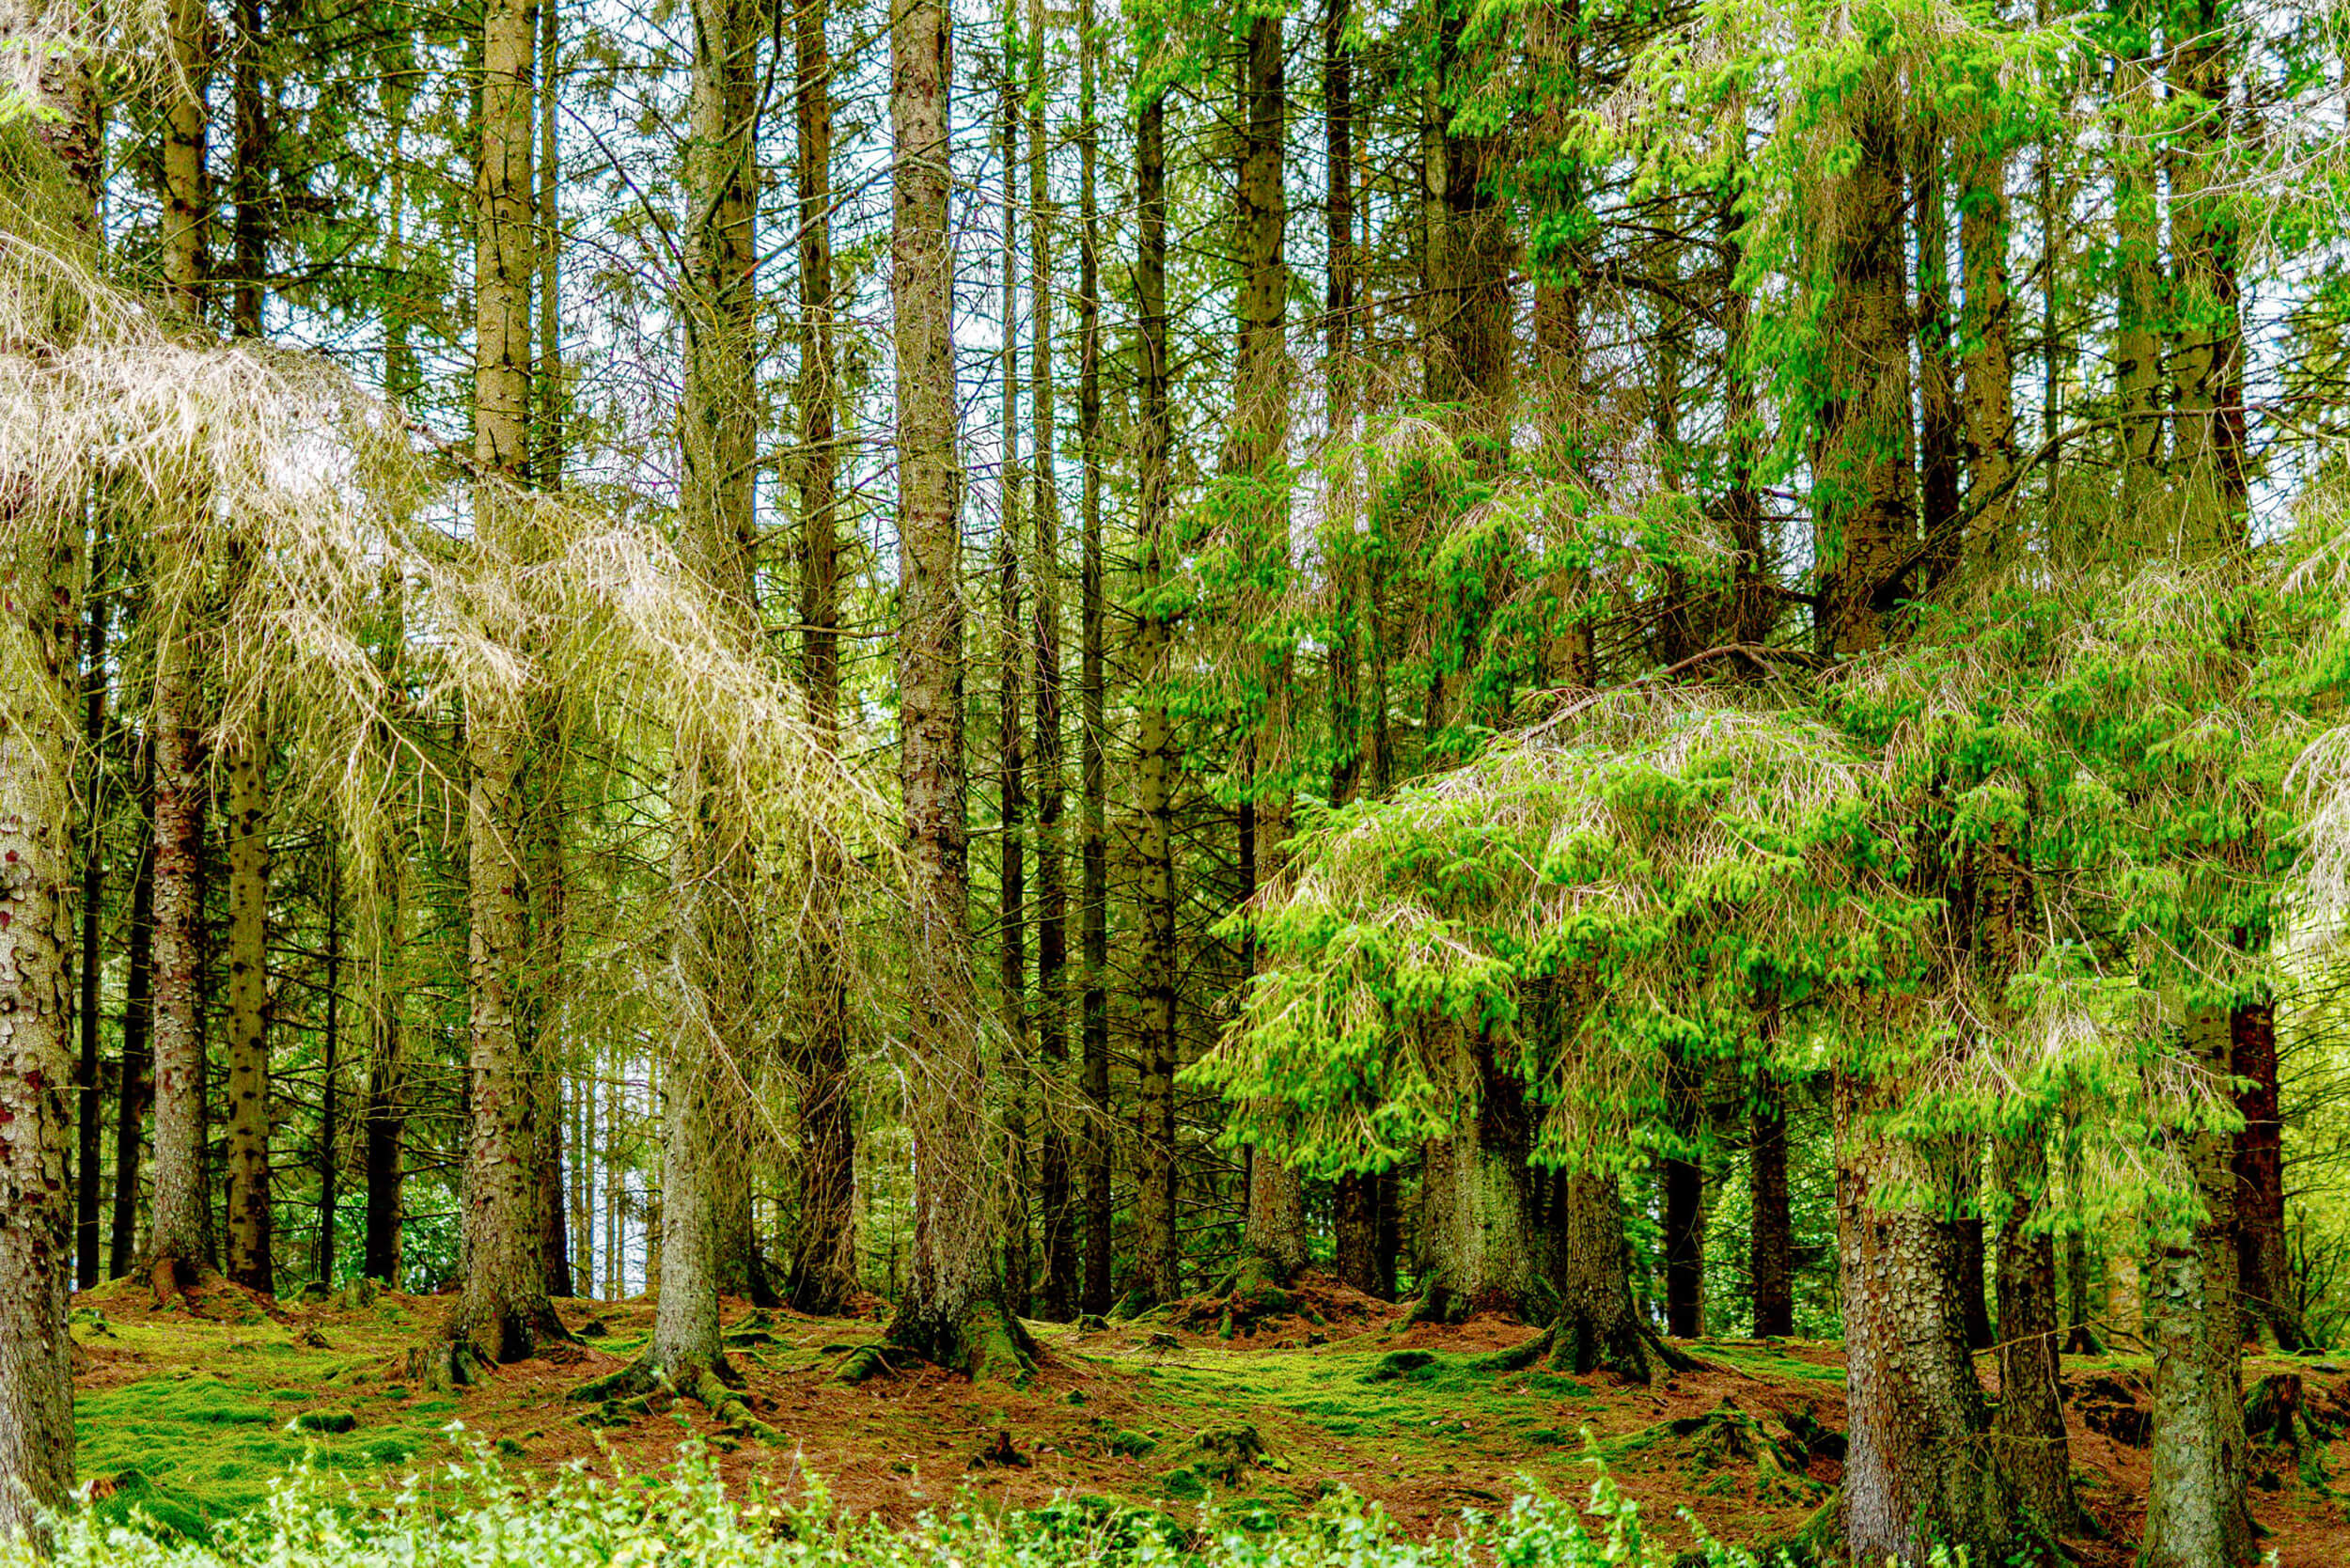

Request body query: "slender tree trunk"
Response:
[995, 41, 1031, 1319]
[1994, 1134, 2091, 1533]
[1750, 1078, 1794, 1337]
[2232, 1001, 2298, 1346]
[146, 0, 216, 1298]
[1959, 132, 2017, 566]
[785, 0, 858, 1319]
[222, 704, 273, 1294]
[361, 798, 407, 1285]
[1662, 1053, 1704, 1339]
[430, 0, 567, 1379]
[0, 7, 96, 1524]
[1073, 0, 1112, 1319]
[875, 0, 1027, 1377]
[1027, 0, 1073, 1325]
[111, 787, 155, 1280]
[2113, 4, 2164, 511]
[316, 850, 340, 1282]
[1324, 0, 1360, 812]
[73, 544, 107, 1288]
[1913, 131, 1961, 586]
[1133, 90, 1182, 1309]
[644, 0, 765, 1383]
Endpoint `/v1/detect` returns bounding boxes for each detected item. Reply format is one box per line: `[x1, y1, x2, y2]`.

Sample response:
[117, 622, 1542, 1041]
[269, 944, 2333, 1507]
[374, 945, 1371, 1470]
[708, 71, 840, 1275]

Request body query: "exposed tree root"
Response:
[145, 1255, 224, 1313]
[1404, 1270, 1559, 1330]
[567, 1353, 773, 1439]
[831, 1298, 1040, 1387]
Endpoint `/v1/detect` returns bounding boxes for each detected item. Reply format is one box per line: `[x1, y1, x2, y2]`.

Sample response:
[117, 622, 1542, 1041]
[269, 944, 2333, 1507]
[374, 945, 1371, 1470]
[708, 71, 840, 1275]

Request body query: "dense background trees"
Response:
[9, 0, 2350, 1558]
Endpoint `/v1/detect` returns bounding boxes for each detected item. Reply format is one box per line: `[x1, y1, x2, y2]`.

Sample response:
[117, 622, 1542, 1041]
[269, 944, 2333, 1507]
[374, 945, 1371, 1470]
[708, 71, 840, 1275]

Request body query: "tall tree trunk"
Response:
[995, 42, 1031, 1319]
[1234, 11, 1307, 1288]
[873, 0, 1028, 1377]
[1133, 89, 1182, 1309]
[1750, 1078, 1794, 1338]
[2112, 1, 2165, 513]
[0, 3, 96, 1525]
[360, 761, 408, 1285]
[110, 786, 155, 1280]
[786, 0, 858, 1317]
[642, 0, 765, 1386]
[429, 0, 567, 1380]
[1324, 0, 1360, 812]
[73, 541, 107, 1288]
[1027, 0, 1073, 1325]
[1074, 0, 1112, 1319]
[146, 0, 216, 1299]
[316, 851, 340, 1282]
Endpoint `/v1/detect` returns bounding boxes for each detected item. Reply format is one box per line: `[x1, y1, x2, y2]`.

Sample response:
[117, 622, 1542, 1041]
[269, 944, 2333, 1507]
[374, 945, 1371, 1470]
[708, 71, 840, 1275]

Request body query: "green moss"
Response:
[291, 1410, 358, 1434]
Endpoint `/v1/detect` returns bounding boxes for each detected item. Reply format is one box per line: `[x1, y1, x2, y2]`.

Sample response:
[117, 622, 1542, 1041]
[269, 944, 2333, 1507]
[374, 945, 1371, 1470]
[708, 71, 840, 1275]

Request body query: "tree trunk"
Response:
[1324, 0, 1359, 809]
[222, 708, 273, 1294]
[110, 791, 155, 1281]
[1335, 1173, 1379, 1295]
[0, 8, 96, 1524]
[2112, 4, 2164, 512]
[2142, 1007, 2256, 1568]
[1132, 88, 1182, 1309]
[429, 0, 567, 1379]
[657, 0, 765, 1370]
[317, 853, 341, 1283]
[995, 46, 1030, 1320]
[1994, 1133, 2092, 1534]
[360, 813, 406, 1285]
[1554, 1170, 1656, 1382]
[2232, 1001, 2299, 1346]
[146, 0, 216, 1298]
[1662, 1054, 1704, 1339]
[1958, 130, 2016, 566]
[876, 0, 1026, 1377]
[1913, 132, 1961, 587]
[1416, 1034, 1543, 1323]
[1838, 1095, 2009, 1561]
[785, 0, 858, 1320]
[1750, 1078, 1794, 1338]
[73, 548, 107, 1289]
[1074, 0, 1111, 1320]
[1026, 0, 1073, 1326]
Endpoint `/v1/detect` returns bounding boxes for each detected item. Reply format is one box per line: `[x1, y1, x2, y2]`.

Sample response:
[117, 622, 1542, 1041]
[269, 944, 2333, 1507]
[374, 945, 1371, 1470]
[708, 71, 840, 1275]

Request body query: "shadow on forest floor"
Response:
[61, 1273, 2350, 1564]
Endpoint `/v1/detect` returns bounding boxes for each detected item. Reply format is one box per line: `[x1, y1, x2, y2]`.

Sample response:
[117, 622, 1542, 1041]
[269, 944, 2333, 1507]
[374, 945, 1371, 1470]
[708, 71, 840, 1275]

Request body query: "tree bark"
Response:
[1073, 0, 1111, 1319]
[1750, 1078, 1794, 1337]
[1132, 88, 1182, 1309]
[1662, 1053, 1704, 1339]
[1838, 1092, 2010, 1561]
[145, 0, 217, 1298]
[995, 44, 1031, 1319]
[2142, 1008, 2256, 1568]
[874, 0, 1027, 1377]
[110, 787, 155, 1281]
[222, 703, 274, 1294]
[428, 0, 568, 1379]
[1415, 1033, 1543, 1324]
[1958, 128, 2017, 567]
[1994, 1133, 2092, 1534]
[316, 851, 340, 1282]
[785, 0, 859, 1319]
[73, 545, 107, 1289]
[1913, 131, 1961, 587]
[0, 8, 96, 1525]
[2232, 1000, 2299, 1346]
[1554, 1170, 1656, 1382]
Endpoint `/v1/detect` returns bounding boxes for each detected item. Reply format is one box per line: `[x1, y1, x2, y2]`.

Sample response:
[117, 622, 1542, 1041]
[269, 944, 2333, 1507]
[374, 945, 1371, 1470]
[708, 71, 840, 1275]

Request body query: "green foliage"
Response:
[9, 1438, 1802, 1568]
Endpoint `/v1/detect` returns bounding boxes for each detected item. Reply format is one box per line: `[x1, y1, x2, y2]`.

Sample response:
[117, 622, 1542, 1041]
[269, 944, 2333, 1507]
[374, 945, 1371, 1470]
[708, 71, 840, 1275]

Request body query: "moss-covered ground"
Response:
[63, 1275, 2350, 1564]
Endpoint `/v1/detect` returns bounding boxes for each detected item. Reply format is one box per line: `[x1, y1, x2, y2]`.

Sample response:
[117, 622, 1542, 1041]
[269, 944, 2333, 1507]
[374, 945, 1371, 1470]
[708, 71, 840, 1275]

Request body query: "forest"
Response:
[5, 0, 2350, 1560]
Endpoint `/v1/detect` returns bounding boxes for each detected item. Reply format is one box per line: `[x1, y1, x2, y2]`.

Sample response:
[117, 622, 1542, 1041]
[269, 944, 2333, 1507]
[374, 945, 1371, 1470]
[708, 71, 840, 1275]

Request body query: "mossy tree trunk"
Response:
[1073, 0, 1112, 1320]
[1553, 1169, 1657, 1382]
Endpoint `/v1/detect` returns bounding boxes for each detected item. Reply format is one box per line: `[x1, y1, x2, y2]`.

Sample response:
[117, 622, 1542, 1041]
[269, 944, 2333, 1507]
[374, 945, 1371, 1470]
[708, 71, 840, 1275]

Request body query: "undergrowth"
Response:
[4, 1433, 1831, 1568]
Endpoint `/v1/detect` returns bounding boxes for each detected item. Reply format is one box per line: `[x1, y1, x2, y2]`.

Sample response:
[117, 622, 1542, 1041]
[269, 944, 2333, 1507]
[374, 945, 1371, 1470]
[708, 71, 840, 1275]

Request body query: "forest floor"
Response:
[62, 1272, 2350, 1563]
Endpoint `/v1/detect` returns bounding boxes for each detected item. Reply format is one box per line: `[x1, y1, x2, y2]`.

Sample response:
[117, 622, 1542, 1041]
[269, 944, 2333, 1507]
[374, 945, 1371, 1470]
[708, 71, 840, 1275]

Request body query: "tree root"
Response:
[407, 1338, 487, 1392]
[833, 1299, 1040, 1387]
[567, 1354, 774, 1440]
